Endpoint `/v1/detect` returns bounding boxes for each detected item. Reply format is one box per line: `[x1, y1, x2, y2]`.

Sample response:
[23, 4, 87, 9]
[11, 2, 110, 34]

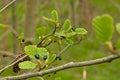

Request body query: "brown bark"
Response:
[24, 0, 39, 44]
[70, 0, 75, 25]
[80, 0, 93, 33]
[3, 0, 8, 51]
[11, 1, 17, 53]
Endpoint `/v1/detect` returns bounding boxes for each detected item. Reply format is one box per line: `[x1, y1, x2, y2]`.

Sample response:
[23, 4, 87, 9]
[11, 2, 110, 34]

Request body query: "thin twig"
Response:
[0, 26, 18, 41]
[58, 36, 83, 55]
[0, 55, 27, 74]
[0, 0, 16, 13]
[37, 26, 57, 47]
[0, 30, 10, 41]
[43, 40, 53, 47]
[58, 44, 71, 55]
[9, 26, 19, 38]
[1, 53, 120, 80]
[49, 37, 83, 65]
[8, 54, 25, 65]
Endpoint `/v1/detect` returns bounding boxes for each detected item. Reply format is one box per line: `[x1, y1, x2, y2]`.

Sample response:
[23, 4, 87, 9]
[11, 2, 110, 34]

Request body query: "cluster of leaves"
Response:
[18, 10, 87, 69]
[37, 10, 87, 45]
[18, 11, 120, 70]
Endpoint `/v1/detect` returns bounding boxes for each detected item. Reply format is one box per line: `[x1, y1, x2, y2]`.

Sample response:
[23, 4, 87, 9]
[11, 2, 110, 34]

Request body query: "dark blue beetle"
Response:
[56, 55, 62, 61]
[34, 54, 40, 59]
[43, 55, 47, 60]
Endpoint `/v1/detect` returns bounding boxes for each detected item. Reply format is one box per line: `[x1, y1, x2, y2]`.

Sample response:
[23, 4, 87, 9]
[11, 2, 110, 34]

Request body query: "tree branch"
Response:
[0, 0, 16, 13]
[37, 25, 57, 47]
[0, 30, 10, 41]
[1, 53, 120, 80]
[0, 55, 27, 74]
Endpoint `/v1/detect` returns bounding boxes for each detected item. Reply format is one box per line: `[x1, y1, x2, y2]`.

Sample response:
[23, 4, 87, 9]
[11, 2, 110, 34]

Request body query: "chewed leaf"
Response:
[116, 23, 120, 34]
[75, 28, 87, 35]
[24, 45, 49, 60]
[24, 45, 37, 59]
[92, 15, 114, 43]
[37, 48, 49, 59]
[0, 24, 8, 28]
[19, 61, 37, 69]
[51, 10, 58, 22]
[62, 19, 72, 32]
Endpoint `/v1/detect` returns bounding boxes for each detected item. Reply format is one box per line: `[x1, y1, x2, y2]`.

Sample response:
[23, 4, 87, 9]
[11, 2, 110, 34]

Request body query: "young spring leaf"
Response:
[0, 24, 8, 28]
[19, 61, 37, 69]
[51, 10, 58, 22]
[24, 45, 49, 60]
[116, 23, 120, 34]
[62, 19, 72, 32]
[24, 45, 37, 59]
[43, 17, 56, 23]
[75, 28, 87, 35]
[37, 48, 49, 59]
[92, 15, 114, 43]
[56, 32, 76, 38]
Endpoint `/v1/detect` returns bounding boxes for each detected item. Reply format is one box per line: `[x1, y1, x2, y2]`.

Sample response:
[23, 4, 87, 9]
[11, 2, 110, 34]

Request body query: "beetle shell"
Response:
[43, 55, 47, 60]
[56, 55, 62, 60]
[34, 54, 40, 59]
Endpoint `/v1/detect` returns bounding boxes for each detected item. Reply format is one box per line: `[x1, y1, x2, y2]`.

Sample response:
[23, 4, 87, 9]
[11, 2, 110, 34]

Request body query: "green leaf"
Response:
[24, 45, 49, 60]
[56, 32, 76, 38]
[18, 33, 24, 42]
[116, 23, 120, 34]
[25, 45, 37, 59]
[62, 19, 72, 32]
[43, 17, 56, 23]
[36, 27, 46, 36]
[92, 15, 114, 43]
[64, 32, 76, 37]
[37, 47, 49, 59]
[0, 24, 8, 28]
[75, 28, 87, 35]
[51, 10, 58, 22]
[48, 54, 56, 63]
[19, 61, 37, 69]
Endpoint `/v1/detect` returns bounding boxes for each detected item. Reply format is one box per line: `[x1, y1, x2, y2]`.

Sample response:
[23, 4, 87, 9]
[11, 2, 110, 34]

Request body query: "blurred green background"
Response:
[0, 0, 120, 80]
